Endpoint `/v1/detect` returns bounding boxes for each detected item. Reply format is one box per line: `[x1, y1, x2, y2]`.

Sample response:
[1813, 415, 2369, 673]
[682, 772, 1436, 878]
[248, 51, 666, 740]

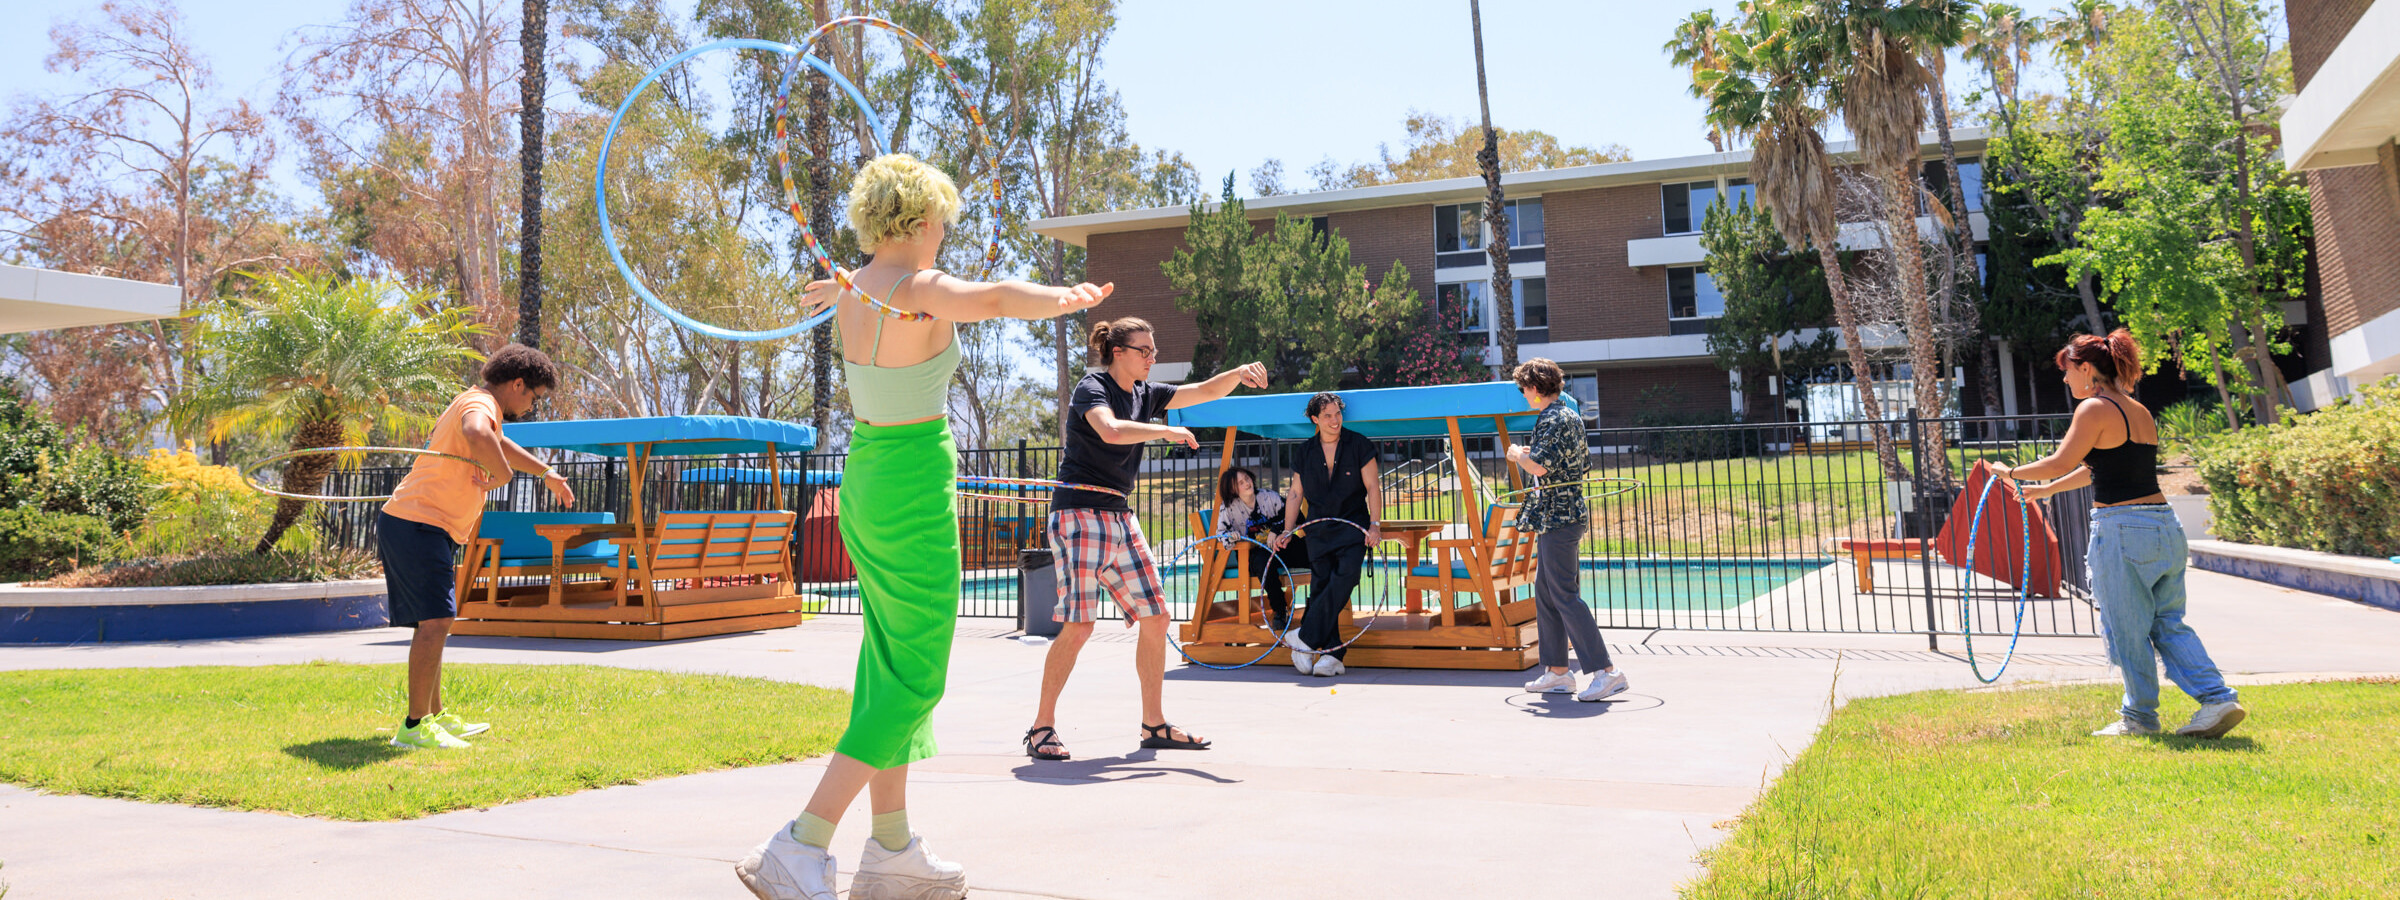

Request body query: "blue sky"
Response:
[3, 0, 2086, 210]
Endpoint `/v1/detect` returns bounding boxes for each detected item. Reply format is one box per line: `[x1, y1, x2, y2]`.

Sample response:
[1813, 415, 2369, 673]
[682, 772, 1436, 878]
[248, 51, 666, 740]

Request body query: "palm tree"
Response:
[1665, 9, 1731, 152]
[2045, 0, 2115, 71]
[1695, 3, 1910, 482]
[173, 274, 483, 553]
[1963, 2, 2040, 108]
[1471, 0, 1517, 371]
[1807, 0, 1961, 483]
[517, 0, 547, 349]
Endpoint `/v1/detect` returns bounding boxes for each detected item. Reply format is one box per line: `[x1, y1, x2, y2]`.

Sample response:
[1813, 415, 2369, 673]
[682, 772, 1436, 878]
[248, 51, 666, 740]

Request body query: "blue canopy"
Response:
[1166, 381, 1575, 440]
[504, 415, 818, 457]
[681, 467, 841, 485]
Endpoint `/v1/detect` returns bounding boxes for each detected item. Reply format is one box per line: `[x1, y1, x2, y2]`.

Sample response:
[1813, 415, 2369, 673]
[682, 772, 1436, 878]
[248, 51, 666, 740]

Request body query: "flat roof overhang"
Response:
[2281, 0, 2400, 172]
[0, 264, 183, 334]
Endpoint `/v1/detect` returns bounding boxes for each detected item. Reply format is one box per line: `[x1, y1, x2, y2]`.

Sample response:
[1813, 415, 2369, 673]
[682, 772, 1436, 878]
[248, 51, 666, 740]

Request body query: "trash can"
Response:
[1017, 548, 1061, 637]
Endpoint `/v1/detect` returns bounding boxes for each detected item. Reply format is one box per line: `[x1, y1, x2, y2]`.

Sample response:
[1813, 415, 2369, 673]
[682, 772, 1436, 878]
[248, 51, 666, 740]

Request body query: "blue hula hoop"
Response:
[595, 39, 889, 343]
[1162, 531, 1299, 671]
[1958, 472, 2035, 684]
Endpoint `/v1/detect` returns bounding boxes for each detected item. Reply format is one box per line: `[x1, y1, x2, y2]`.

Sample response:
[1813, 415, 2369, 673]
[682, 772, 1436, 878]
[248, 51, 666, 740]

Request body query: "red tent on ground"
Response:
[1937, 460, 2067, 598]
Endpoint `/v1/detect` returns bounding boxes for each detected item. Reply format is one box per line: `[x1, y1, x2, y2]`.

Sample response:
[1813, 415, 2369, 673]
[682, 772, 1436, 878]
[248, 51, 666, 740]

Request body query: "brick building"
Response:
[1031, 130, 1999, 426]
[2282, 0, 2400, 406]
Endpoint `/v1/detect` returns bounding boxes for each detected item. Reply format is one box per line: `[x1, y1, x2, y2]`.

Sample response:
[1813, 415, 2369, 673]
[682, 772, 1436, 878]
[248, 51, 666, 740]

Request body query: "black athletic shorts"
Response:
[376, 511, 461, 627]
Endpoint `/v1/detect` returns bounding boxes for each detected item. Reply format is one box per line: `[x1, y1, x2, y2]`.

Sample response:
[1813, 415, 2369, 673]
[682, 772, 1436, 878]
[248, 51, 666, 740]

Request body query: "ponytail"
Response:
[1089, 317, 1154, 366]
[2054, 328, 2143, 393]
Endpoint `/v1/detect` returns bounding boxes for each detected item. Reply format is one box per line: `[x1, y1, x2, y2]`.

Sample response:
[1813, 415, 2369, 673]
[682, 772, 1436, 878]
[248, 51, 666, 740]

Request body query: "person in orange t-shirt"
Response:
[378, 344, 576, 750]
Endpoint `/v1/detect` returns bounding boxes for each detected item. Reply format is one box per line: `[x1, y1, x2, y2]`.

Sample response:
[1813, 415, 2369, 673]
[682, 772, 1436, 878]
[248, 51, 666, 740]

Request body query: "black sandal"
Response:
[1024, 725, 1070, 761]
[1139, 722, 1212, 750]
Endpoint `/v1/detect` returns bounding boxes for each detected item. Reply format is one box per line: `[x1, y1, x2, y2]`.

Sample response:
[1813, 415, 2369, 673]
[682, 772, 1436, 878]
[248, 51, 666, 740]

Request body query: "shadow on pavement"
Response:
[1009, 748, 1239, 786]
[1504, 692, 1665, 718]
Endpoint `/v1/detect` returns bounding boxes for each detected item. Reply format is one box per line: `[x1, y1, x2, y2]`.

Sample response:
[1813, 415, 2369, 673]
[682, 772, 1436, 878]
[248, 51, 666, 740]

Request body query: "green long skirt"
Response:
[832, 417, 961, 769]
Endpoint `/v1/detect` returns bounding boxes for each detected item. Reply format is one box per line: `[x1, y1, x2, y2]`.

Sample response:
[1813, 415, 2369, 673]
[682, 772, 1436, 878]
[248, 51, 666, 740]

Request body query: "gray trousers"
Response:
[1533, 522, 1611, 673]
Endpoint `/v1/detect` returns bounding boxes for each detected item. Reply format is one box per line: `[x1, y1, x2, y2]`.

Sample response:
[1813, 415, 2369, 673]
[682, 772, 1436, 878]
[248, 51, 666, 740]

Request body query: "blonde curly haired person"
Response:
[735, 153, 1114, 900]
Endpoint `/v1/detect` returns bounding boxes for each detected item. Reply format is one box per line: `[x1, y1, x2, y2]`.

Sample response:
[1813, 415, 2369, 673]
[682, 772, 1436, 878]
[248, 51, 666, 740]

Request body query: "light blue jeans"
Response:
[2088, 504, 2238, 727]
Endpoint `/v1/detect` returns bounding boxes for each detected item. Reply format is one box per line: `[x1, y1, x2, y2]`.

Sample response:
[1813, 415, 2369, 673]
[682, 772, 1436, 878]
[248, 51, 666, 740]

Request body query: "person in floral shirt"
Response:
[1503, 358, 1628, 702]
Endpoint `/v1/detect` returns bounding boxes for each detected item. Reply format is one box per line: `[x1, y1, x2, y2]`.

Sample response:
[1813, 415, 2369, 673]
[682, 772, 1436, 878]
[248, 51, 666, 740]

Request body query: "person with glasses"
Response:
[378, 343, 575, 751]
[1024, 316, 1268, 761]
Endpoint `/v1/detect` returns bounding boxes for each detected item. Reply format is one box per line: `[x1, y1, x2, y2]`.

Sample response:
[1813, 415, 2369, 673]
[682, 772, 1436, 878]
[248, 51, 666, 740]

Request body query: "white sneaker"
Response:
[734, 822, 838, 900]
[1311, 654, 1345, 677]
[852, 834, 967, 900]
[1285, 629, 1318, 673]
[1523, 670, 1577, 694]
[2175, 701, 2247, 738]
[2092, 718, 2162, 737]
[1575, 669, 1629, 702]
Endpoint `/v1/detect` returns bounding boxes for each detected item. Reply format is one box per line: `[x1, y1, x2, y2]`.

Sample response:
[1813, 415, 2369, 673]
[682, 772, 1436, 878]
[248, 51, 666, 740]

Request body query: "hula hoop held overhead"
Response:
[595, 19, 1005, 342]
[240, 446, 497, 503]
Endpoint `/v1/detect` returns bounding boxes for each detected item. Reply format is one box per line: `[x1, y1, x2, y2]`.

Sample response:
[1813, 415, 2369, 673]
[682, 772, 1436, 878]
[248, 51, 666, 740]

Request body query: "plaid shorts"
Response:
[1048, 507, 1168, 623]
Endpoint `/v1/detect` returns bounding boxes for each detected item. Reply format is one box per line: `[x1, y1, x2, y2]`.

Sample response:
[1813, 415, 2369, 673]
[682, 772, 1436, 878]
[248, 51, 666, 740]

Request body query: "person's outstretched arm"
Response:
[1994, 397, 2108, 482]
[1165, 362, 1270, 409]
[802, 270, 1110, 323]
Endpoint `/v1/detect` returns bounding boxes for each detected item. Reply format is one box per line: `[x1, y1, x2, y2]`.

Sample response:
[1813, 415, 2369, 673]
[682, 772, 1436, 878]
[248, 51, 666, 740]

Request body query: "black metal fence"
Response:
[316, 412, 2106, 641]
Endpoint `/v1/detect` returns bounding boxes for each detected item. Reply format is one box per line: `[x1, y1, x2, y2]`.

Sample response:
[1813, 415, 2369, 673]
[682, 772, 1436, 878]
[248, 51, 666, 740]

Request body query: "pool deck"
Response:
[5, 566, 2399, 899]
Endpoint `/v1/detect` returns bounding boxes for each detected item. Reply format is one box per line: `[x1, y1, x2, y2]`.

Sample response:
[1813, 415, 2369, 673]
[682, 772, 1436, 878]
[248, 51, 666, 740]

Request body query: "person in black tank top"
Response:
[1992, 330, 2247, 740]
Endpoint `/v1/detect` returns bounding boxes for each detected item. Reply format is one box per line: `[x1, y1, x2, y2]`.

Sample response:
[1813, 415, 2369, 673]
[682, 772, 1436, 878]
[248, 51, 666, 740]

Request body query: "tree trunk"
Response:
[1816, 239, 1910, 483]
[516, 0, 547, 350]
[1471, 0, 1515, 370]
[1883, 166, 1950, 483]
[807, 0, 837, 442]
[256, 418, 346, 554]
[1049, 239, 1074, 445]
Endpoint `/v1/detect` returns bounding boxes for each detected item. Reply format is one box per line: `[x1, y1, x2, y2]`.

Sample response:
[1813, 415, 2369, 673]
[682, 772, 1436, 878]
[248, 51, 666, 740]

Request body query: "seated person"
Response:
[1214, 466, 1309, 634]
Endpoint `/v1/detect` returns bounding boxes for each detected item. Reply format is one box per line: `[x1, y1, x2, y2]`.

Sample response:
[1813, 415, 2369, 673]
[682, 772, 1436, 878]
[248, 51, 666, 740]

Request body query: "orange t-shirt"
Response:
[382, 389, 503, 543]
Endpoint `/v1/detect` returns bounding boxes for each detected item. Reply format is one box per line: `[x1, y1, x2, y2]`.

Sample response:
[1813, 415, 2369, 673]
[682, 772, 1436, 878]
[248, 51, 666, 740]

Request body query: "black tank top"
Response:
[2085, 396, 2161, 504]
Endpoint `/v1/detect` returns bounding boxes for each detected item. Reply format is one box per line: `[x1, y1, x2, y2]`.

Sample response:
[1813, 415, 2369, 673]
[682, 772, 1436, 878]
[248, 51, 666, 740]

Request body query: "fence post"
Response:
[1016, 438, 1028, 479]
[1910, 408, 1943, 651]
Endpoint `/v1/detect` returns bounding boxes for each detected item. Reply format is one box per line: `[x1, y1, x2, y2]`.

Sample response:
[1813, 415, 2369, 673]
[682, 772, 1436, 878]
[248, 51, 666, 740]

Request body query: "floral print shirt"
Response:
[1515, 402, 1589, 534]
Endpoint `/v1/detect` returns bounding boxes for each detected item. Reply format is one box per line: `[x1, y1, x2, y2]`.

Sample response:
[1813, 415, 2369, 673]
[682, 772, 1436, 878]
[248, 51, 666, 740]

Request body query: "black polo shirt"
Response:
[1053, 371, 1177, 513]
[1294, 427, 1381, 545]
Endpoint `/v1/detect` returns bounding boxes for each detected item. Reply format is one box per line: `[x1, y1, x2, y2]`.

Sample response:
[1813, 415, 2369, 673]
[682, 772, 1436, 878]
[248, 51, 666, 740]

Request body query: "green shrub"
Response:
[0, 382, 152, 533]
[126, 446, 315, 557]
[0, 507, 118, 582]
[2196, 376, 2400, 557]
[2157, 397, 2226, 450]
[1631, 387, 1762, 461]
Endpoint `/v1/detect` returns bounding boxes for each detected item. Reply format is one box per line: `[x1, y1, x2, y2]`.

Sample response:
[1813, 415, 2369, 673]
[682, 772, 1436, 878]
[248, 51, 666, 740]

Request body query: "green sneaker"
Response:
[428, 711, 490, 738]
[391, 720, 471, 749]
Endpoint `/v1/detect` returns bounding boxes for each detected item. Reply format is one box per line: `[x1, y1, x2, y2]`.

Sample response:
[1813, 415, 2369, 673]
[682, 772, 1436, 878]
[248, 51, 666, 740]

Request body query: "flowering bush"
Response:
[1387, 306, 1484, 387]
[126, 446, 316, 558]
[2196, 376, 2400, 557]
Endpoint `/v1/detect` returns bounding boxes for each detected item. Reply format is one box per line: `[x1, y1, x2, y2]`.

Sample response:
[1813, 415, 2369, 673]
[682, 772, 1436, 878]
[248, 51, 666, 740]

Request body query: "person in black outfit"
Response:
[1271, 392, 1382, 677]
[1213, 465, 1310, 633]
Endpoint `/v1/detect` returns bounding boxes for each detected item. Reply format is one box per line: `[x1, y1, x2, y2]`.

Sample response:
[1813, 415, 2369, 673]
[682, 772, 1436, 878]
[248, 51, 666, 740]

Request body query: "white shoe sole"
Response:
[1576, 681, 1628, 702]
[2176, 706, 2247, 738]
[1525, 681, 1575, 693]
[850, 871, 968, 900]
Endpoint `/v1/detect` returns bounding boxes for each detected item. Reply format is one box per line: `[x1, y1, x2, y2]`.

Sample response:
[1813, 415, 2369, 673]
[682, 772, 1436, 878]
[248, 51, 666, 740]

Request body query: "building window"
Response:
[1662, 181, 1717, 234]
[1516, 277, 1547, 329]
[1920, 158, 1983, 215]
[1437, 281, 1489, 332]
[1435, 203, 1483, 253]
[1567, 374, 1599, 421]
[1507, 198, 1544, 247]
[1668, 266, 1723, 320]
[1723, 178, 1756, 212]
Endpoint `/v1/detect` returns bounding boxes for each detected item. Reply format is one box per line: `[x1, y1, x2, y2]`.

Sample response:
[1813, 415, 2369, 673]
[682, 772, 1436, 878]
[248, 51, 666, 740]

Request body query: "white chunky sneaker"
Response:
[1576, 669, 1630, 702]
[1523, 670, 1577, 694]
[1285, 629, 1318, 673]
[1312, 654, 1345, 677]
[2092, 718, 2162, 737]
[734, 822, 838, 900]
[852, 834, 968, 900]
[2175, 701, 2247, 738]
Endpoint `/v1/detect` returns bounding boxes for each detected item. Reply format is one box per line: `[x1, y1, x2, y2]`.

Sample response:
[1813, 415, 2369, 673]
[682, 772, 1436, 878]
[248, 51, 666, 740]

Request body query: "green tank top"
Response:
[843, 270, 959, 424]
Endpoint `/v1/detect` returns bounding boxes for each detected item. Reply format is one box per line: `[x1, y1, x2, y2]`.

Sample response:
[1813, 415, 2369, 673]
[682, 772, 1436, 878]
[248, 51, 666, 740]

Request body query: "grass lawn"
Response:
[1685, 679, 2399, 899]
[0, 662, 847, 821]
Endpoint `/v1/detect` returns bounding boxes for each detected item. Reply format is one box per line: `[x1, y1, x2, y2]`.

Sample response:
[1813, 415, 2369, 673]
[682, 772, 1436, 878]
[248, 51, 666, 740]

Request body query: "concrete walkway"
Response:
[4, 568, 2397, 900]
